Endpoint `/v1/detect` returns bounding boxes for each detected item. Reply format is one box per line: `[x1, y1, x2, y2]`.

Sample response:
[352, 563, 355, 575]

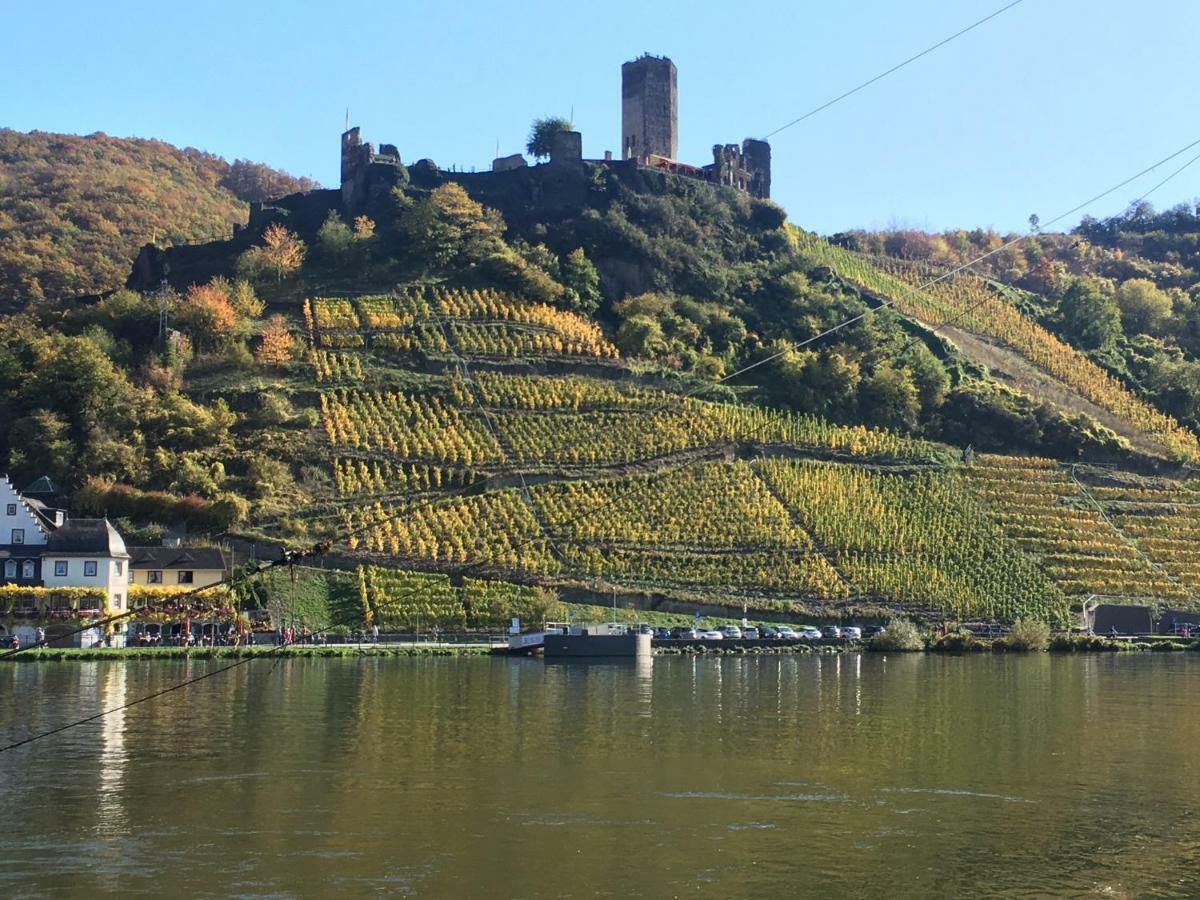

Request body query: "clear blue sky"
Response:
[5, 0, 1198, 234]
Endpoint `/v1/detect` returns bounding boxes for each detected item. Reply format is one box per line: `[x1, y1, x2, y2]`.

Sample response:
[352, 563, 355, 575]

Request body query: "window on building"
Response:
[84, 560, 98, 577]
[147, 570, 163, 584]
[177, 571, 195, 585]
[5, 504, 15, 516]
[3, 560, 14, 579]
[11, 529, 23, 544]
[115, 560, 123, 576]
[112, 594, 123, 611]
[54, 560, 67, 577]
[21, 560, 34, 579]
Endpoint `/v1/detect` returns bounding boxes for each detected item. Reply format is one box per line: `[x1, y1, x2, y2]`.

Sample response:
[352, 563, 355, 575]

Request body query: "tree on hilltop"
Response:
[526, 117, 572, 160]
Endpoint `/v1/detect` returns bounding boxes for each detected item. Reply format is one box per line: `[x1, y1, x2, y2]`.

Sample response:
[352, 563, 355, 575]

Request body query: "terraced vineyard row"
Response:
[320, 384, 944, 470]
[319, 390, 504, 464]
[533, 462, 807, 548]
[358, 567, 562, 631]
[795, 233, 1200, 462]
[1081, 470, 1200, 598]
[758, 459, 1071, 624]
[310, 350, 364, 383]
[306, 289, 619, 359]
[959, 455, 1188, 602]
[342, 492, 558, 574]
[561, 545, 848, 598]
[332, 459, 483, 498]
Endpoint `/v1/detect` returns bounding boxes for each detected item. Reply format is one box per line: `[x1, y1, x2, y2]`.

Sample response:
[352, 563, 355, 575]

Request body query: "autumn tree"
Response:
[237, 222, 306, 283]
[256, 315, 296, 366]
[178, 280, 241, 350]
[398, 183, 506, 271]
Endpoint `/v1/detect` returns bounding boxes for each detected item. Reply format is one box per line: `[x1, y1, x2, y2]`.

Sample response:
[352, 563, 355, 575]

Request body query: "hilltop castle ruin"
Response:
[341, 54, 771, 205]
[129, 55, 772, 291]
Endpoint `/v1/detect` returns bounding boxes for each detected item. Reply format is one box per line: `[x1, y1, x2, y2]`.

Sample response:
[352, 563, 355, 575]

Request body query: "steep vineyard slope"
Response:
[300, 285, 1200, 628]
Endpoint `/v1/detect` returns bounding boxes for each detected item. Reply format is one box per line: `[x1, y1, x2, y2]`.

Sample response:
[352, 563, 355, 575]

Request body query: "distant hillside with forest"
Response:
[0, 129, 317, 304]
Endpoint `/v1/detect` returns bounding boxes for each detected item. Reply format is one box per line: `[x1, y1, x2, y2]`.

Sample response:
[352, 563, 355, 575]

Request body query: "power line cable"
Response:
[762, 0, 1026, 140]
[892, 142, 1200, 356]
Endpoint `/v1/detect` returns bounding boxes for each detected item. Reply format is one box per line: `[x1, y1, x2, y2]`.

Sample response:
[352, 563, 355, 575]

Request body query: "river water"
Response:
[0, 653, 1197, 897]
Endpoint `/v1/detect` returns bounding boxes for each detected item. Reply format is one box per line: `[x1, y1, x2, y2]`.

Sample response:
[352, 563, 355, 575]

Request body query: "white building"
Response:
[41, 518, 131, 614]
[0, 475, 62, 587]
[2, 476, 232, 648]
[1, 477, 129, 646]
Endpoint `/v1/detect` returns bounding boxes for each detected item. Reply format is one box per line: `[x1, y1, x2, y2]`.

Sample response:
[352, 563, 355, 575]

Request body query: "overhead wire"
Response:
[761, 0, 1027, 140]
[892, 141, 1200, 358]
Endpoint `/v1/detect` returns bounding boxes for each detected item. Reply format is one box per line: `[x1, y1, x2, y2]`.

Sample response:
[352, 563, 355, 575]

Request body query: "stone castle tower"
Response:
[622, 55, 678, 160]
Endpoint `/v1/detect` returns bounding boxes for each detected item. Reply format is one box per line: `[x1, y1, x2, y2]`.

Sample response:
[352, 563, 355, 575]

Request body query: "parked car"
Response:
[862, 625, 886, 639]
[720, 626, 743, 640]
[820, 625, 842, 640]
[799, 627, 822, 641]
[775, 626, 798, 640]
[653, 627, 672, 640]
[841, 626, 863, 641]
[699, 629, 724, 640]
[760, 626, 779, 639]
[742, 626, 760, 640]
[672, 627, 698, 640]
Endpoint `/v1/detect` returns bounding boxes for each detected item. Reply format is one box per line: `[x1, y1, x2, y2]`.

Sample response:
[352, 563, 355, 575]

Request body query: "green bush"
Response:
[1000, 618, 1051, 652]
[931, 629, 990, 652]
[1151, 640, 1187, 652]
[867, 618, 924, 651]
[1049, 634, 1120, 652]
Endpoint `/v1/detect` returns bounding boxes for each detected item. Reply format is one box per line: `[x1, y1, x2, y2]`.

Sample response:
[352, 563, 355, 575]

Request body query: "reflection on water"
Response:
[97, 664, 128, 837]
[0, 654, 1197, 897]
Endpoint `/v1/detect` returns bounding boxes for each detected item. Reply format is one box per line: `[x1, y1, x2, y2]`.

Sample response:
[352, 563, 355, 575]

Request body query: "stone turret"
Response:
[622, 55, 678, 160]
[741, 138, 771, 200]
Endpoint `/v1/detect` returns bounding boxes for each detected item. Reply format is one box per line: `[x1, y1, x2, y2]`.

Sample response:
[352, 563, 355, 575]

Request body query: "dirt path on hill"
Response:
[938, 325, 1165, 458]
